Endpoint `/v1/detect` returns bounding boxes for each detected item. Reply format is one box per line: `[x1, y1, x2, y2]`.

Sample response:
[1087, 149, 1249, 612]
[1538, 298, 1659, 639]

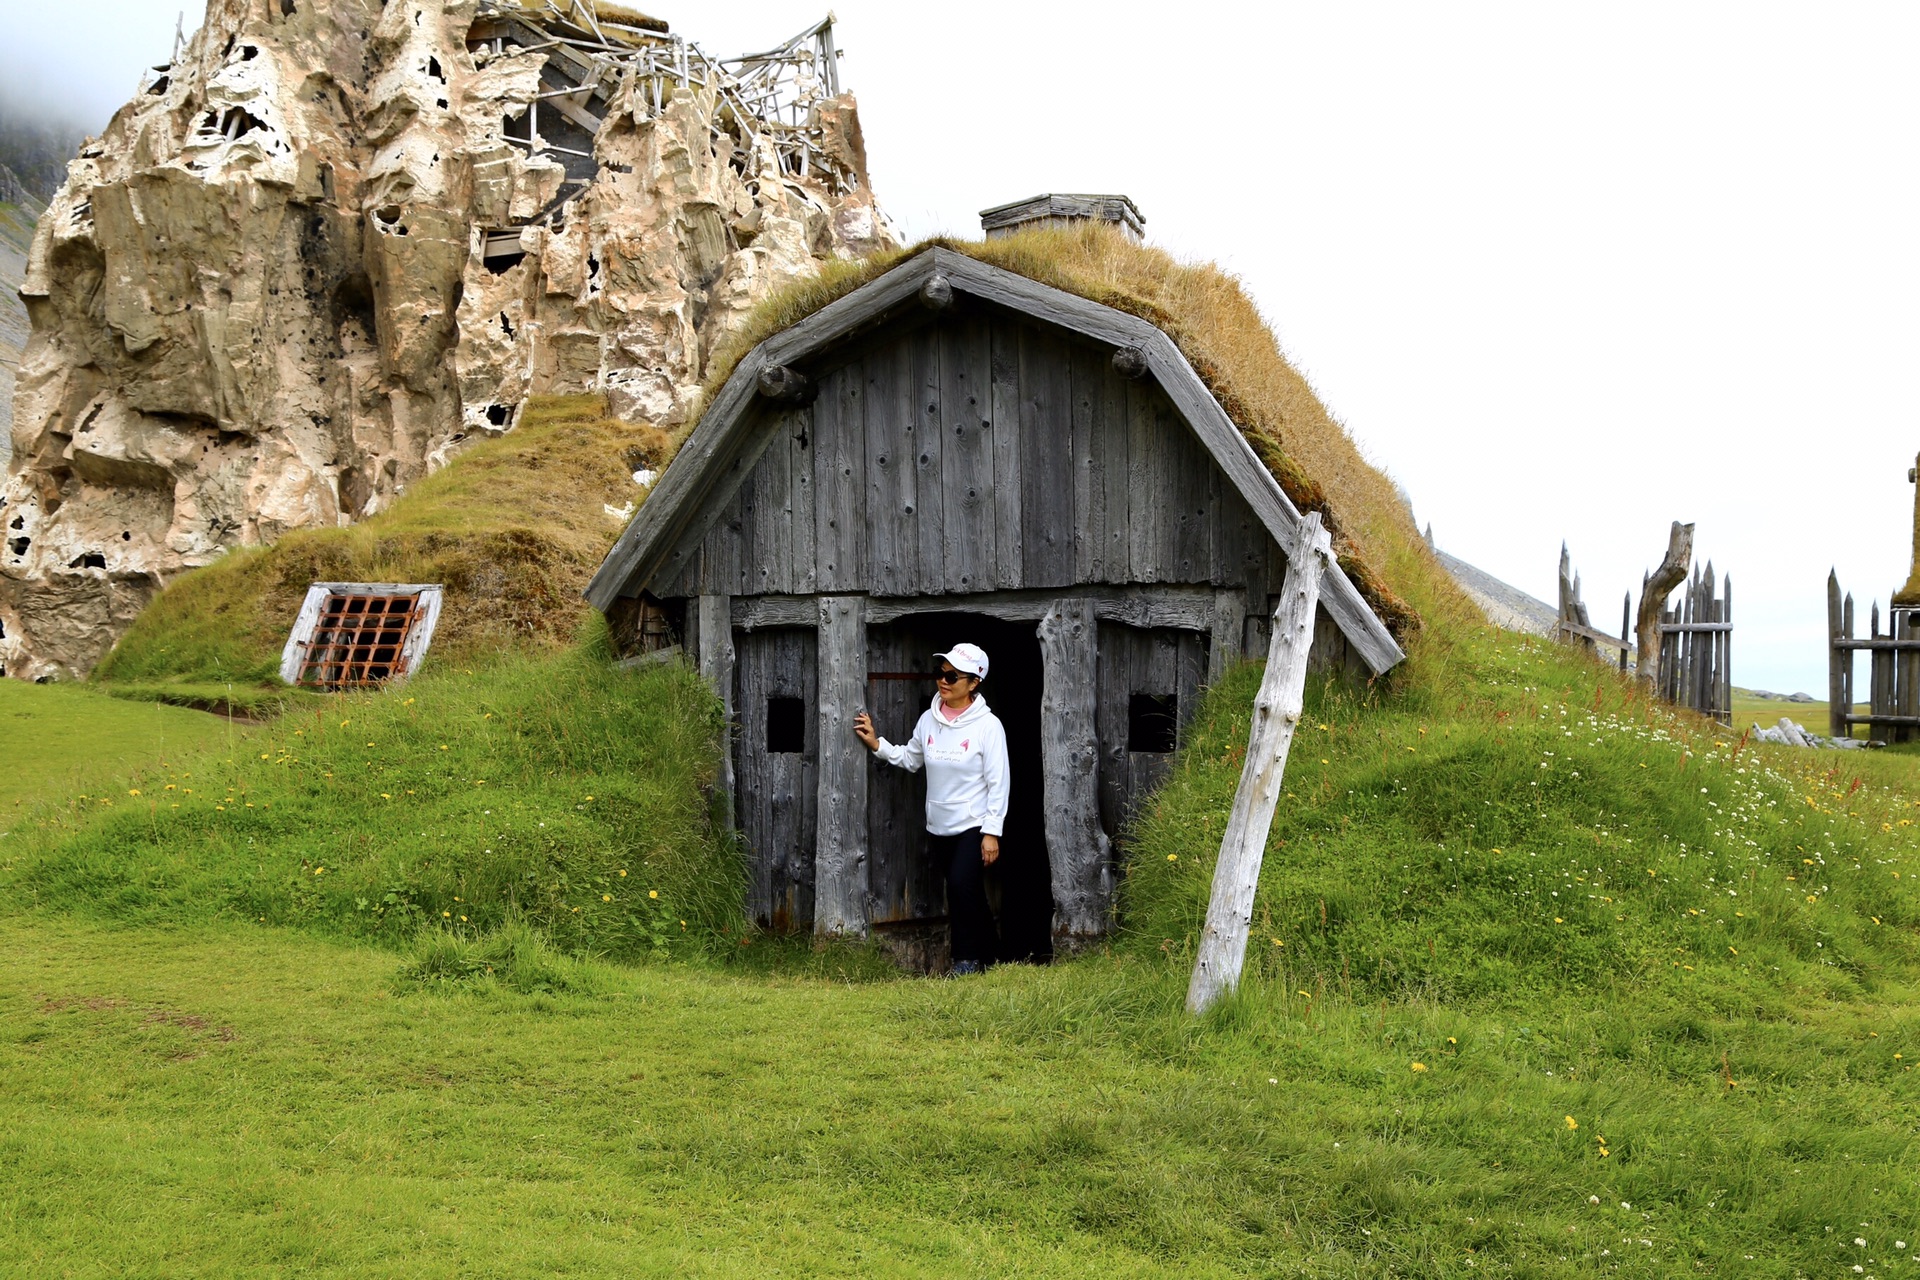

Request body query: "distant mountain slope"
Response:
[1431, 541, 1557, 636]
[0, 106, 85, 205]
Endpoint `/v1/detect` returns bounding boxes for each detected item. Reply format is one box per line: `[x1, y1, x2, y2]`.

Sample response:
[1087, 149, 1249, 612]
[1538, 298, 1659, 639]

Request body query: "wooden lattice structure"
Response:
[468, 2, 860, 224]
[280, 584, 445, 691]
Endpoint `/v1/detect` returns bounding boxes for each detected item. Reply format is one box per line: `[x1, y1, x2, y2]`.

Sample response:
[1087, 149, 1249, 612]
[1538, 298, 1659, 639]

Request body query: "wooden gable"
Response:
[652, 312, 1283, 605]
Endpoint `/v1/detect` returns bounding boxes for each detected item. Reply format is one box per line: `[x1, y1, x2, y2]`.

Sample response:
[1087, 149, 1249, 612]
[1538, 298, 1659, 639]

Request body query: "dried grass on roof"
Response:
[698, 226, 1475, 643]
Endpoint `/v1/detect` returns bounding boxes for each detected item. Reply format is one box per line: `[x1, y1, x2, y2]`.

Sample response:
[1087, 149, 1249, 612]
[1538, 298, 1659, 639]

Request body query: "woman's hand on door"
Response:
[852, 711, 879, 752]
[981, 834, 1000, 866]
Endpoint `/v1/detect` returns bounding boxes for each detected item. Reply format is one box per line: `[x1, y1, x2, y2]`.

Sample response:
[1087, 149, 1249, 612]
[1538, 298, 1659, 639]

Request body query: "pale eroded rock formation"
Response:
[0, 0, 892, 679]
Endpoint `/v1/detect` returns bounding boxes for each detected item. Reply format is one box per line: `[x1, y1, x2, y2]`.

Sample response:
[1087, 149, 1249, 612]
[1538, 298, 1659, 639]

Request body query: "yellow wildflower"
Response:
[649, 890, 659, 899]
[1410, 1062, 1428, 1073]
[1565, 1116, 1578, 1131]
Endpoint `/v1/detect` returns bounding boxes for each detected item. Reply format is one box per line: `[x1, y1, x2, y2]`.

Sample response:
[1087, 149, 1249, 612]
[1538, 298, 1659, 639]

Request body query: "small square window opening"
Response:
[1128, 693, 1178, 754]
[280, 583, 444, 691]
[766, 696, 806, 754]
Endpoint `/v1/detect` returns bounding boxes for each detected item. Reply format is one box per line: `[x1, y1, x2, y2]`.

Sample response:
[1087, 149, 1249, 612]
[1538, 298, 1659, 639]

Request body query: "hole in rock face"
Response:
[436, 99, 448, 109]
[485, 404, 510, 427]
[69, 553, 108, 570]
[427, 57, 445, 83]
[122, 531, 132, 541]
[497, 312, 515, 338]
[218, 107, 267, 140]
[148, 74, 171, 96]
[9, 537, 31, 557]
[240, 45, 260, 61]
[281, 0, 296, 14]
[8, 515, 22, 530]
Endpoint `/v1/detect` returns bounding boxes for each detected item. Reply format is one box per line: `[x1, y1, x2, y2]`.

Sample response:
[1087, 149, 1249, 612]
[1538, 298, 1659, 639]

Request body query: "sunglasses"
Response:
[935, 669, 971, 684]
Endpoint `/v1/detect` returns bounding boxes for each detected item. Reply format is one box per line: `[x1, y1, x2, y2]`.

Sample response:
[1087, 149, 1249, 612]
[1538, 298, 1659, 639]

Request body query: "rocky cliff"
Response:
[1, 0, 892, 681]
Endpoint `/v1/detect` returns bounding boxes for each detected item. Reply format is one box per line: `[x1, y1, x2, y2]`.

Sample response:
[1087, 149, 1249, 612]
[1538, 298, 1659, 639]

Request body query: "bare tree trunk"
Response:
[1635, 521, 1693, 690]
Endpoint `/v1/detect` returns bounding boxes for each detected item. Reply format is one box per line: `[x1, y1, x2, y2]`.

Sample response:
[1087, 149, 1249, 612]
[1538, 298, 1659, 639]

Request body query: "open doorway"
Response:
[865, 611, 1055, 966]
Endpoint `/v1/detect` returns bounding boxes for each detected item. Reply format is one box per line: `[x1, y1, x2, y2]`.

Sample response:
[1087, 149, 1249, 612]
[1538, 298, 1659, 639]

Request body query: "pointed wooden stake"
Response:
[1188, 512, 1332, 1015]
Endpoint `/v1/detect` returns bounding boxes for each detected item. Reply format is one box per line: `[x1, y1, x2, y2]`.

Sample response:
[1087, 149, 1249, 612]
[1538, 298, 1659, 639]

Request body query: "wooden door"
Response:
[733, 627, 818, 931]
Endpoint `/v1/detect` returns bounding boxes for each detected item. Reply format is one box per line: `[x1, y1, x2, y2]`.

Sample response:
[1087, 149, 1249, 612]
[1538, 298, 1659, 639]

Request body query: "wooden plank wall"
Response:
[656, 313, 1277, 605]
[732, 628, 818, 931]
[1093, 621, 1209, 842]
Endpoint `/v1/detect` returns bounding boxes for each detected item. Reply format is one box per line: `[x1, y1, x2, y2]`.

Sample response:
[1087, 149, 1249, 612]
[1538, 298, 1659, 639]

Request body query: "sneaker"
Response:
[949, 960, 984, 976]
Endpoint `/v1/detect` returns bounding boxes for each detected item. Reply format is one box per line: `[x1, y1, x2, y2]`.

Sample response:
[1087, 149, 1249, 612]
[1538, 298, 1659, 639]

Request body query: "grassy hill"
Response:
[4, 234, 1918, 1273]
[91, 396, 669, 713]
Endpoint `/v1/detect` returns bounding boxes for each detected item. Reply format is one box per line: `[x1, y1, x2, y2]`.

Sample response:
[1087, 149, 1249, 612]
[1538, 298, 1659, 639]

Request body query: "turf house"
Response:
[588, 232, 1410, 957]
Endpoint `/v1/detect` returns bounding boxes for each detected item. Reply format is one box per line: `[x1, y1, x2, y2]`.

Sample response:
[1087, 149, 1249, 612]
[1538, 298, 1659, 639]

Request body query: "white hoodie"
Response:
[874, 695, 1010, 837]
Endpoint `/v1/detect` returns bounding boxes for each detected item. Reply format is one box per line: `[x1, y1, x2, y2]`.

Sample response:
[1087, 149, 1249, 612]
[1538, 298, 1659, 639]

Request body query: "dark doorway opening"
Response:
[864, 611, 1055, 966]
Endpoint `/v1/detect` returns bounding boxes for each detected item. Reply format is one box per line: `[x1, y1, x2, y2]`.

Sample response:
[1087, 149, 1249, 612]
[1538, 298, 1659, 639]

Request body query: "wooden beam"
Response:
[732, 585, 1220, 632]
[814, 595, 870, 937]
[756, 364, 814, 404]
[1037, 598, 1112, 945]
[696, 594, 736, 833]
[919, 273, 953, 311]
[1188, 513, 1331, 1014]
[1210, 588, 1248, 676]
[541, 88, 604, 136]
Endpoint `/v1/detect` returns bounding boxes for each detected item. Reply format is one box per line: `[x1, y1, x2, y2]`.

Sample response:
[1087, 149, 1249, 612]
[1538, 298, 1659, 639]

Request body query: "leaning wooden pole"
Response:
[1188, 512, 1332, 1015]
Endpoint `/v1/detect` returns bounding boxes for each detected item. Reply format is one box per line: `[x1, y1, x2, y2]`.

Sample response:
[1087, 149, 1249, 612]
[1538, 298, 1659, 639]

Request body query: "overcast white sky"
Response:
[8, 2, 1918, 696]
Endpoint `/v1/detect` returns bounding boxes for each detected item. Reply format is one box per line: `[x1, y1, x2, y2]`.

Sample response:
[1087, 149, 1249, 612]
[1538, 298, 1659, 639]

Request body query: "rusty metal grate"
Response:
[296, 593, 423, 689]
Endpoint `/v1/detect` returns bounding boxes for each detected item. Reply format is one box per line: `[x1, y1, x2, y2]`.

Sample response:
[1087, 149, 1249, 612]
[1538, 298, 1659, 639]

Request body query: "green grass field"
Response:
[4, 624, 1920, 1275]
[0, 678, 238, 815]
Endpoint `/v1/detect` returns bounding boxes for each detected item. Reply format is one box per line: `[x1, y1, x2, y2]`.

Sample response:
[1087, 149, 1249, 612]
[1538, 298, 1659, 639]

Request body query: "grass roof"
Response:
[697, 225, 1468, 645]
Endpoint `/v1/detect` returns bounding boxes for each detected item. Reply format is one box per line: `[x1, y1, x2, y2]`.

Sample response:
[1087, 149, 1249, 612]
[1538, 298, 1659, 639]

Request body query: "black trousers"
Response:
[928, 827, 998, 967]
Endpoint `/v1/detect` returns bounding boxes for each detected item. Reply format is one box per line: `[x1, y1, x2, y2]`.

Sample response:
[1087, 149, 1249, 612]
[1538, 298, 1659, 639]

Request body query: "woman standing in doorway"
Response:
[852, 643, 1009, 975]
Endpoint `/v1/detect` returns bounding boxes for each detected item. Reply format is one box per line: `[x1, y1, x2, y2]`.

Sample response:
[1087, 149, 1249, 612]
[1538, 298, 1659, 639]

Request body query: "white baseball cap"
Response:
[934, 643, 989, 680]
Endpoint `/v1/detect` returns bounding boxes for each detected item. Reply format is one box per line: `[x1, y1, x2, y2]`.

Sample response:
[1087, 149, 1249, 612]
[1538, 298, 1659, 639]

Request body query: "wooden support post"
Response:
[696, 594, 736, 829]
[1188, 513, 1332, 1015]
[1209, 588, 1248, 681]
[1829, 571, 1848, 739]
[814, 595, 869, 937]
[1037, 598, 1113, 946]
[1618, 593, 1631, 674]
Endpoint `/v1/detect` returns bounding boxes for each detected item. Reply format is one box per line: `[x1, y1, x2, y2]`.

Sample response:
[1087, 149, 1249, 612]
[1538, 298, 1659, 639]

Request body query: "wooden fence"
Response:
[1657, 564, 1732, 725]
[1556, 544, 1631, 670]
[1826, 571, 1920, 743]
[1557, 542, 1731, 725]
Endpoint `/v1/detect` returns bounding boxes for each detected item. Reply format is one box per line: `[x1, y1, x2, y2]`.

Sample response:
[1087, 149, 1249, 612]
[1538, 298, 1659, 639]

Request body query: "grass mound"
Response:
[92, 395, 667, 713]
[5, 630, 742, 963]
[1124, 629, 1920, 1007]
